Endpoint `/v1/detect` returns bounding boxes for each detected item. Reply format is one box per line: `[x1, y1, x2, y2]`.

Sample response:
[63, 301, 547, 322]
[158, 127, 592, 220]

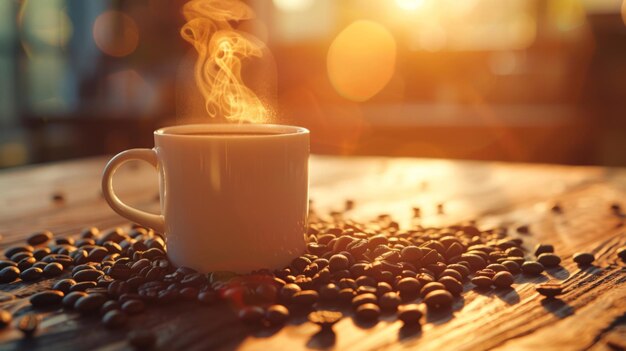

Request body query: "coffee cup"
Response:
[102, 124, 309, 273]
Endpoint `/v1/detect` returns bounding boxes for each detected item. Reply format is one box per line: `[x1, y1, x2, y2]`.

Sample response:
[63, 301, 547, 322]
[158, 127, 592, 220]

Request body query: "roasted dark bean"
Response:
[73, 269, 104, 282]
[291, 290, 319, 307]
[356, 303, 380, 320]
[102, 310, 127, 329]
[420, 282, 446, 298]
[471, 276, 493, 289]
[75, 293, 107, 313]
[397, 277, 421, 296]
[351, 293, 377, 308]
[27, 231, 53, 246]
[53, 279, 77, 294]
[379, 292, 401, 311]
[424, 290, 453, 309]
[30, 290, 64, 307]
[618, 247, 626, 261]
[100, 300, 120, 315]
[0, 266, 20, 283]
[521, 261, 545, 275]
[319, 283, 340, 301]
[502, 260, 521, 274]
[238, 306, 264, 324]
[534, 244, 554, 257]
[62, 291, 88, 309]
[70, 281, 98, 292]
[121, 299, 145, 315]
[572, 252, 595, 266]
[438, 276, 463, 295]
[20, 267, 43, 281]
[4, 245, 33, 259]
[492, 271, 514, 288]
[537, 253, 561, 268]
[308, 310, 342, 329]
[266, 305, 290, 325]
[398, 304, 422, 324]
[43, 262, 64, 277]
[536, 283, 563, 299]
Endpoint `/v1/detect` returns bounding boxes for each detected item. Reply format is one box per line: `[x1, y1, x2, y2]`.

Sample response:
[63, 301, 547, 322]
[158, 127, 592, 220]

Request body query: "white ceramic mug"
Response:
[102, 124, 309, 273]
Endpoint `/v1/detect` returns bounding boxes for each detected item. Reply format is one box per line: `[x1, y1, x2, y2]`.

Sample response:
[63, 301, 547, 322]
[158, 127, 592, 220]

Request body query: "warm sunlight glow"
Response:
[181, 0, 269, 123]
[273, 0, 314, 13]
[327, 21, 396, 102]
[93, 11, 139, 58]
[395, 0, 426, 11]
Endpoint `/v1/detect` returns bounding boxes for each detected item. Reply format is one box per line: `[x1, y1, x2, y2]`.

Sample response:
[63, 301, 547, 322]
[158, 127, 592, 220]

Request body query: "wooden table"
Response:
[0, 155, 625, 350]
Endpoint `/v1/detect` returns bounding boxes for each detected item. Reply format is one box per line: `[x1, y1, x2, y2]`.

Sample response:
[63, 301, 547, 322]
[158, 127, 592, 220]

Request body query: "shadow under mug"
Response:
[101, 124, 309, 273]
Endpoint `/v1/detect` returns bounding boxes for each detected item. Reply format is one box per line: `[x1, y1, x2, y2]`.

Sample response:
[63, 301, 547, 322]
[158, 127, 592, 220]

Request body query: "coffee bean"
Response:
[102, 310, 127, 329]
[30, 290, 64, 308]
[400, 246, 422, 262]
[308, 310, 342, 329]
[127, 330, 156, 349]
[27, 231, 53, 246]
[4, 245, 33, 259]
[17, 257, 36, 271]
[398, 304, 422, 325]
[17, 313, 40, 336]
[329, 254, 350, 272]
[319, 283, 340, 301]
[43, 262, 64, 277]
[521, 261, 545, 275]
[62, 291, 87, 309]
[11, 251, 33, 263]
[471, 276, 493, 289]
[492, 271, 514, 289]
[0, 309, 11, 329]
[572, 252, 595, 266]
[351, 293, 377, 308]
[502, 260, 521, 274]
[291, 290, 319, 307]
[616, 247, 626, 261]
[376, 282, 393, 297]
[379, 292, 401, 311]
[536, 283, 563, 299]
[73, 269, 104, 282]
[355, 303, 380, 321]
[356, 286, 376, 295]
[397, 277, 421, 296]
[279, 283, 301, 301]
[0, 266, 20, 283]
[338, 288, 356, 303]
[122, 299, 145, 315]
[100, 300, 120, 315]
[438, 276, 463, 295]
[238, 306, 264, 324]
[460, 253, 487, 271]
[75, 293, 107, 313]
[537, 253, 561, 268]
[424, 290, 453, 309]
[534, 244, 554, 257]
[0, 260, 17, 270]
[20, 267, 43, 281]
[266, 304, 290, 325]
[440, 269, 463, 282]
[446, 264, 470, 279]
[485, 264, 507, 273]
[420, 282, 446, 298]
[52, 279, 76, 294]
[70, 281, 98, 292]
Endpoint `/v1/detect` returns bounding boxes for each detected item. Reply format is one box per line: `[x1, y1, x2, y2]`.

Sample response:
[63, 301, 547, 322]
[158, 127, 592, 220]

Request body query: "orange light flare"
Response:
[327, 20, 397, 102]
[180, 0, 271, 124]
[93, 11, 139, 58]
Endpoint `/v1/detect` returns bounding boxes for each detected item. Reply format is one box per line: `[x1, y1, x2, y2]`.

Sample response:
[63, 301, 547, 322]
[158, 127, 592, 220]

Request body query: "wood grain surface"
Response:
[0, 155, 625, 351]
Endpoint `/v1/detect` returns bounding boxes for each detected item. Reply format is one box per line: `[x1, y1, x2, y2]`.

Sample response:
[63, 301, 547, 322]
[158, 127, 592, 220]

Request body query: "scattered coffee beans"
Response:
[16, 313, 40, 336]
[424, 290, 453, 309]
[572, 253, 595, 266]
[30, 290, 64, 308]
[398, 304, 422, 325]
[536, 283, 564, 299]
[356, 303, 380, 321]
[266, 305, 290, 326]
[308, 310, 342, 329]
[521, 261, 545, 275]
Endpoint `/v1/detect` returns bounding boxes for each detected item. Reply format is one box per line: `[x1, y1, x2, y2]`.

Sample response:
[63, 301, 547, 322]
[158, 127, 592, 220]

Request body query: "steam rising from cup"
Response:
[180, 0, 270, 124]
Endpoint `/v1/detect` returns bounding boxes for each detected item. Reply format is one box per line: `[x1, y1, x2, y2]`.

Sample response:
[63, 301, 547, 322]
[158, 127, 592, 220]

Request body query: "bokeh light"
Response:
[327, 20, 396, 102]
[18, 0, 73, 49]
[93, 11, 139, 58]
[273, 0, 315, 13]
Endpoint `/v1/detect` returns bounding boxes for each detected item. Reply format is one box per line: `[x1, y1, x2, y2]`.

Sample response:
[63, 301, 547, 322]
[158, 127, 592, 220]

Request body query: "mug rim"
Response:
[155, 124, 309, 139]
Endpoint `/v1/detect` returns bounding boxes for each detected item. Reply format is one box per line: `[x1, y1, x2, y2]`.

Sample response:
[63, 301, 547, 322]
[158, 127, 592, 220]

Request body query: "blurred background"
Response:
[1, 0, 626, 168]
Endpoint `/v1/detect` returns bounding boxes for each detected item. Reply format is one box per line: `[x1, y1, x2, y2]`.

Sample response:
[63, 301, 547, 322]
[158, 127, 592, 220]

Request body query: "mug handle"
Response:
[101, 148, 165, 233]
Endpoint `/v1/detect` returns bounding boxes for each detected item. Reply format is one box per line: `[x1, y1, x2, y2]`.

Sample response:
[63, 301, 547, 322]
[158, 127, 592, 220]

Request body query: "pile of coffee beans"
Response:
[0, 202, 625, 348]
